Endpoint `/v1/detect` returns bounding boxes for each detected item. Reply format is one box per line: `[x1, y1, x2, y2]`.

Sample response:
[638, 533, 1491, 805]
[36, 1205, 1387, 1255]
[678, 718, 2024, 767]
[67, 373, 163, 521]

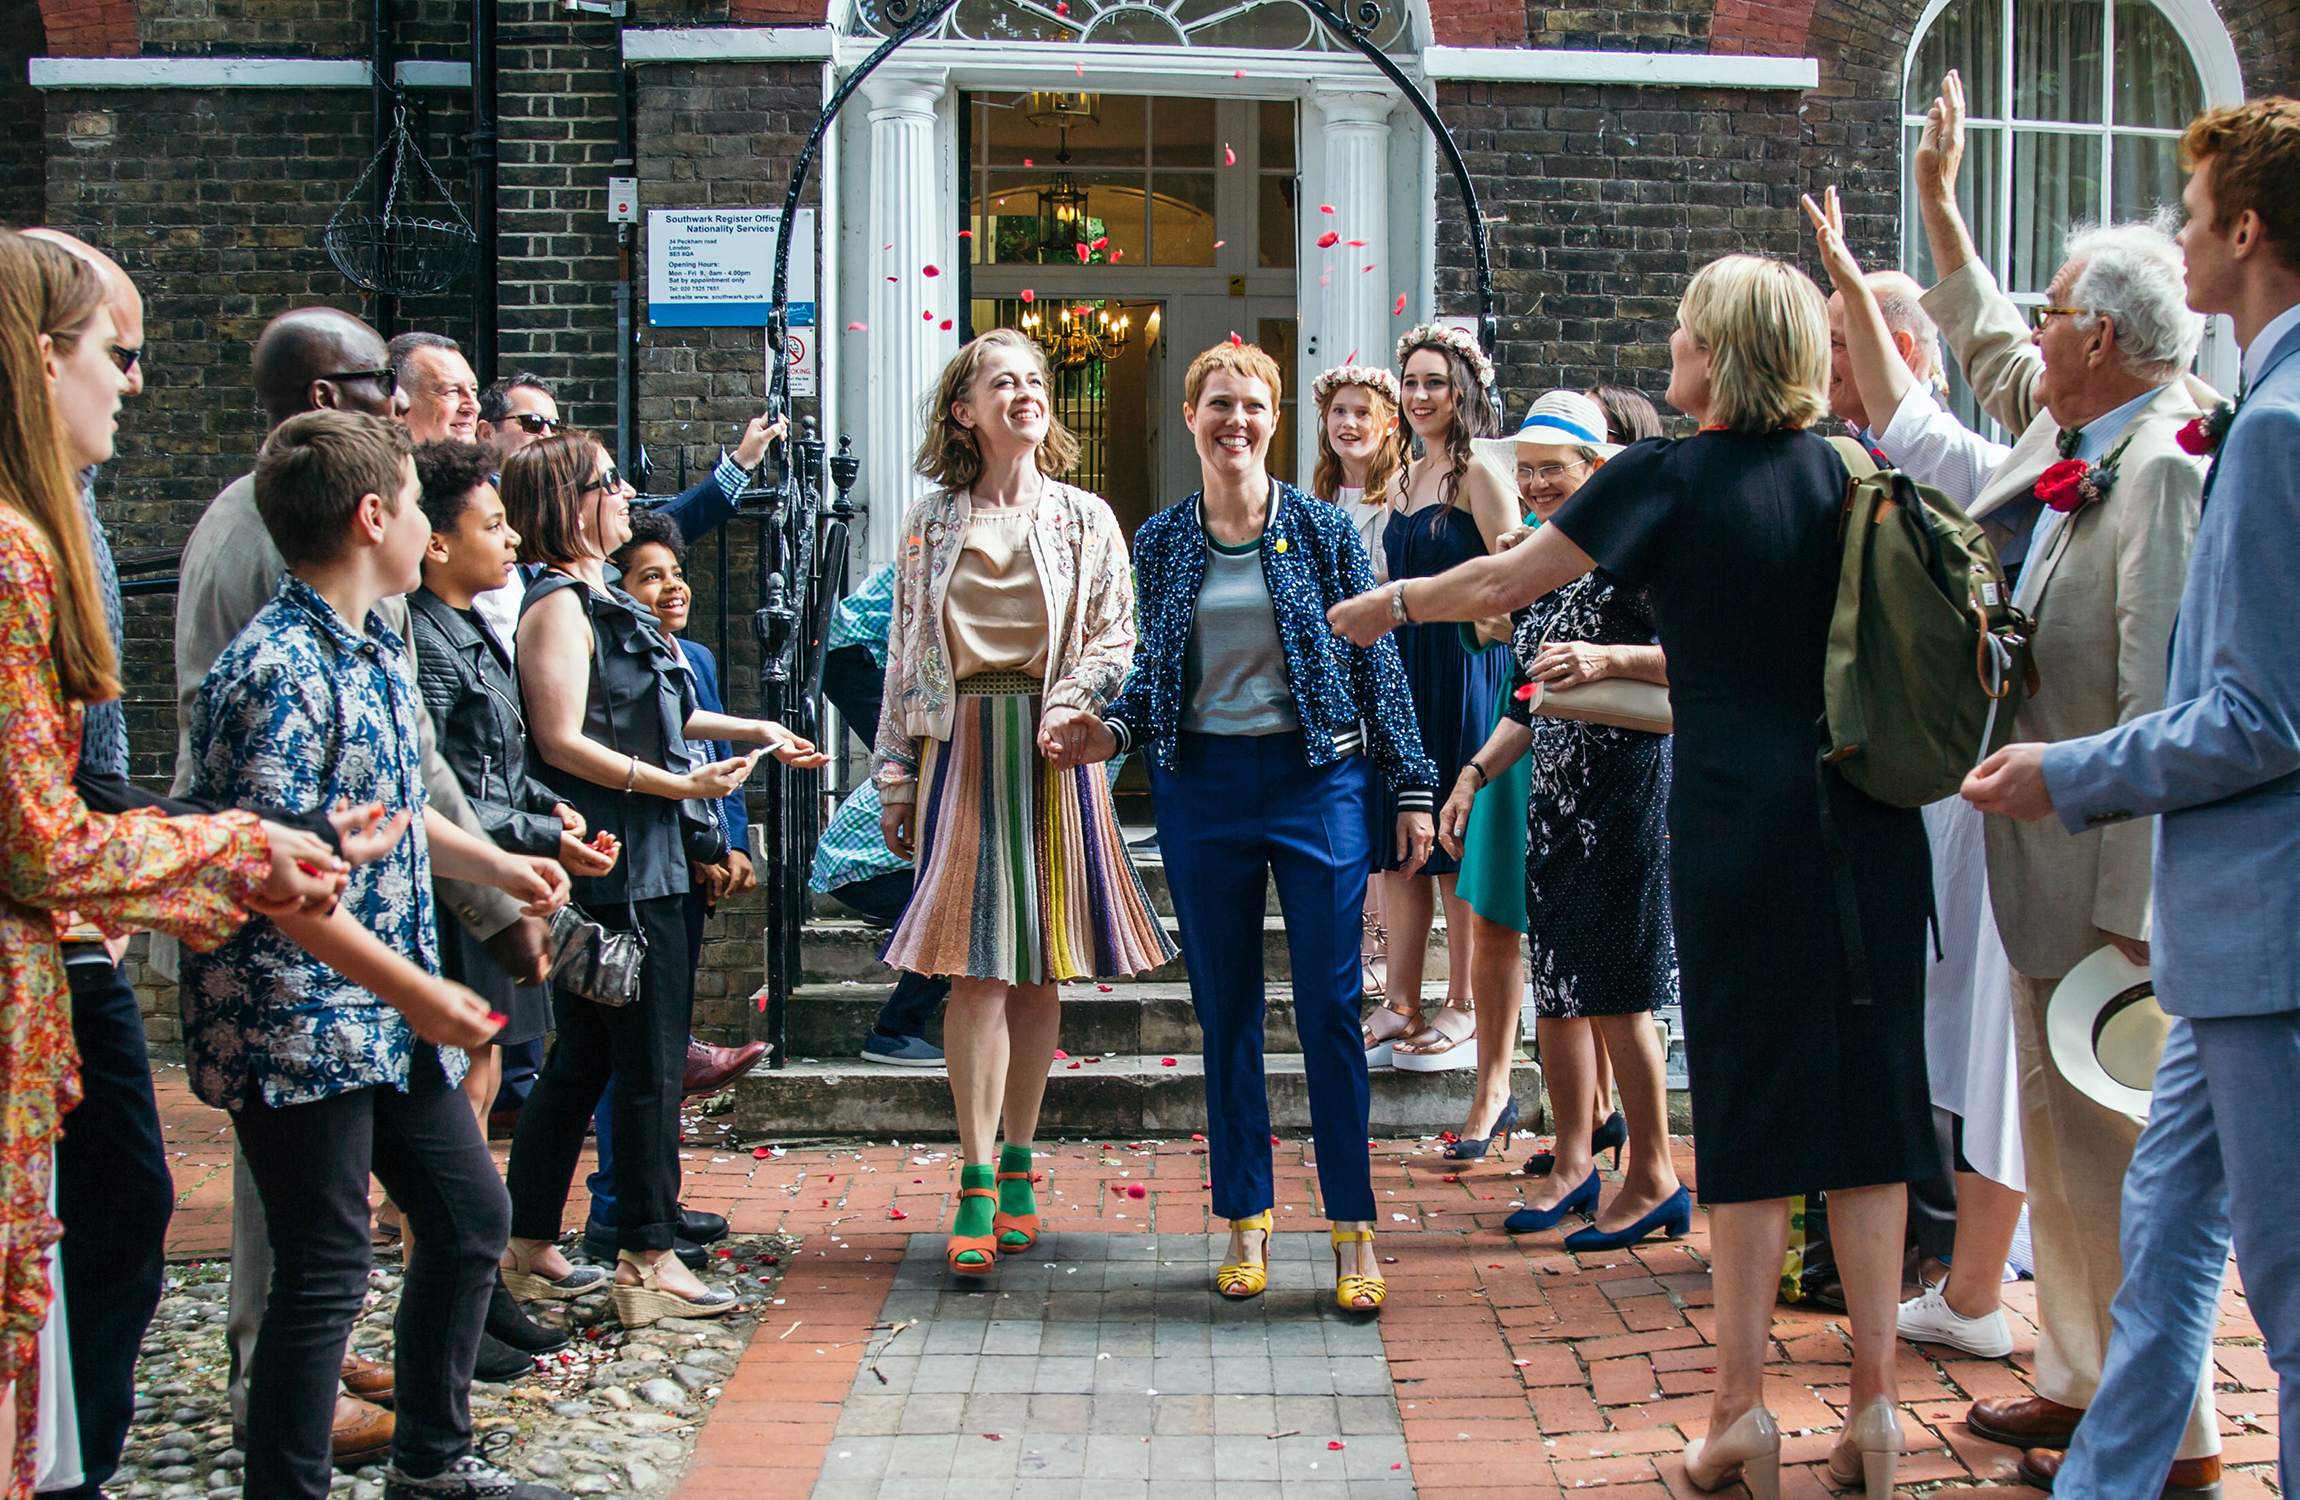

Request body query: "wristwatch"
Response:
[1388, 581, 1412, 625]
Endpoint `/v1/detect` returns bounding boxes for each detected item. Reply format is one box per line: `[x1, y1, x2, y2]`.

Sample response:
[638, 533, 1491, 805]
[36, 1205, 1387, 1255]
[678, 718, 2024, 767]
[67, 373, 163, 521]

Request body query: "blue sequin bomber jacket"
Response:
[1104, 481, 1438, 808]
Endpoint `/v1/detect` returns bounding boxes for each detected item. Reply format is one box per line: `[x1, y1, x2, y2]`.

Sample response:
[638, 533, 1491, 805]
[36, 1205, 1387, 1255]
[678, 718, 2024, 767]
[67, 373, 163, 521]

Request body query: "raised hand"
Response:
[1801, 185, 1865, 294]
[1914, 69, 1968, 204]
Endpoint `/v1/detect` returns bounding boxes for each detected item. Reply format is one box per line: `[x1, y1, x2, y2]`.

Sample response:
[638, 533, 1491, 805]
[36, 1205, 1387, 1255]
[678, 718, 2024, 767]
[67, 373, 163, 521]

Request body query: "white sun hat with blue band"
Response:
[1514, 390, 1622, 459]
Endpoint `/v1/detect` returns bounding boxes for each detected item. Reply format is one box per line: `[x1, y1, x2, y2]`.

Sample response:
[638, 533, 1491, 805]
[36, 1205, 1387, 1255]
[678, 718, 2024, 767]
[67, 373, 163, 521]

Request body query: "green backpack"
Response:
[1817, 438, 2033, 1002]
[1821, 437, 2033, 807]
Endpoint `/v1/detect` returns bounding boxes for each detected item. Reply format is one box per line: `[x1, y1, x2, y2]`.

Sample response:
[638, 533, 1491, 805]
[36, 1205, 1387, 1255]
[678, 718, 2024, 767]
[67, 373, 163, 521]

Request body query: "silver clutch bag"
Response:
[548, 902, 647, 1007]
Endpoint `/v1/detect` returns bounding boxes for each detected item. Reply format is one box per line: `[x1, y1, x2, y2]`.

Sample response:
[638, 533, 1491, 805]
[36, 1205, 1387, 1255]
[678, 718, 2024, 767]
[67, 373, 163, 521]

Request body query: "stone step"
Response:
[722, 1051, 1545, 1138]
[799, 916, 1451, 985]
[785, 980, 1462, 1058]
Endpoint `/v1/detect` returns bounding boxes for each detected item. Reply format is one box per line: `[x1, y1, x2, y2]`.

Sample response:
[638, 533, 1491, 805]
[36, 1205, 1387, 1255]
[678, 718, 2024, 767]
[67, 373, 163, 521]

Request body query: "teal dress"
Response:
[1455, 516, 1534, 933]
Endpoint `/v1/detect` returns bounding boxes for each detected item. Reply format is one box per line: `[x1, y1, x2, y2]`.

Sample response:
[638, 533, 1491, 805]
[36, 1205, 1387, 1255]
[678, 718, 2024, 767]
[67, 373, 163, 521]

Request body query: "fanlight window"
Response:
[849, 0, 1411, 51]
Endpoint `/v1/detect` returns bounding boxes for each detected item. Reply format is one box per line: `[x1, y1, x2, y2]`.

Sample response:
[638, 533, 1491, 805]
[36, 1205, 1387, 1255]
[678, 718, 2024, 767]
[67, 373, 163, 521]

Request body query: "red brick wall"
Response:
[726, 0, 830, 21]
[37, 0, 136, 54]
[1710, 0, 1817, 54]
[1426, 0, 1528, 49]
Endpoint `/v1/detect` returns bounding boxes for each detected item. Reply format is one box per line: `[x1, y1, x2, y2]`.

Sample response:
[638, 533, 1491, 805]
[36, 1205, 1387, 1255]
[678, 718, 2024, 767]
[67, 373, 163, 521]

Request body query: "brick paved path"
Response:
[154, 1065, 2283, 1499]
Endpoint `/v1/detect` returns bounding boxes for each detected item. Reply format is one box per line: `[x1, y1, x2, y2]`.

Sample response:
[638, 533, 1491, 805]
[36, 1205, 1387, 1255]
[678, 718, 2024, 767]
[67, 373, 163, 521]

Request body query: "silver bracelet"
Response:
[624, 754, 639, 793]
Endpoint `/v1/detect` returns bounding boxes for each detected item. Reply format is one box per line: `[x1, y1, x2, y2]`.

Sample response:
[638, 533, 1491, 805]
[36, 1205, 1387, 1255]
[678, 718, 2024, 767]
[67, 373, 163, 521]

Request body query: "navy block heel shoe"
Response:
[1503, 1169, 1600, 1234]
[1562, 1186, 1692, 1252]
[1517, 1110, 1627, 1178]
[1444, 1098, 1520, 1162]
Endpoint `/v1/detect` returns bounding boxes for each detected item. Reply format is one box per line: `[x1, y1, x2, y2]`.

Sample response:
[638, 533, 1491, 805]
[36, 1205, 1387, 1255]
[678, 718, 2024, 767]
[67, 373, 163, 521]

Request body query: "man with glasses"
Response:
[391, 330, 482, 443]
[1886, 70, 2227, 1493]
[476, 373, 562, 467]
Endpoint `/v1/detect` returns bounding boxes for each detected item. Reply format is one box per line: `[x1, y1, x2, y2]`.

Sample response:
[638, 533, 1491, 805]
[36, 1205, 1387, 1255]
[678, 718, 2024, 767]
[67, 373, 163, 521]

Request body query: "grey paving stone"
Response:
[911, 1355, 981, 1394]
[1209, 1433, 1283, 1482]
[817, 1234, 1411, 1500]
[884, 1431, 961, 1478]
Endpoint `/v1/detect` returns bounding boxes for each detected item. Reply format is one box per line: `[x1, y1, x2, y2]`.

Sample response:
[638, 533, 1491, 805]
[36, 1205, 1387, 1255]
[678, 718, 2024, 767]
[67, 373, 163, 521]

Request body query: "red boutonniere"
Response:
[2033, 434, 2136, 515]
[2176, 402, 2235, 456]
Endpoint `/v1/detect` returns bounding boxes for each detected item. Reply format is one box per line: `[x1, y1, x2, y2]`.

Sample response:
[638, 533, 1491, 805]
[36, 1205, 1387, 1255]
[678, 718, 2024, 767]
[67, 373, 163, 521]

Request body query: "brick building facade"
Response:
[11, 0, 2295, 1043]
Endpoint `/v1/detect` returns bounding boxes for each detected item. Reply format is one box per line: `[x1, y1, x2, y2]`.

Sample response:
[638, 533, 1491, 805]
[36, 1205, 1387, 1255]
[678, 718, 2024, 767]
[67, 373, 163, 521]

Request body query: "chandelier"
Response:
[1023, 302, 1132, 368]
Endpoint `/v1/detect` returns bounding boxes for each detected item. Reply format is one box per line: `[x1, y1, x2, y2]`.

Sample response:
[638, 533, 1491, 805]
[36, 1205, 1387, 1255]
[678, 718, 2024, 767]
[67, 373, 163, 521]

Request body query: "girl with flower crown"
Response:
[1310, 365, 1413, 997]
[1361, 326, 1519, 1075]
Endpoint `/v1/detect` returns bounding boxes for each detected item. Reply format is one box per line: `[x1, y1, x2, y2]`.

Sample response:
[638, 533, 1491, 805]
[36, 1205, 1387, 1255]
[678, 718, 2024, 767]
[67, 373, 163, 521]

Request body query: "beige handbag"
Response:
[1524, 579, 1673, 735]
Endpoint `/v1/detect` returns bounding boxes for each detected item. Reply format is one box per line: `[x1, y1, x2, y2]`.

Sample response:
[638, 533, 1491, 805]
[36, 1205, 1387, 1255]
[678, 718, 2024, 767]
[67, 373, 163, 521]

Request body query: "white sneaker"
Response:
[1896, 1281, 2014, 1358]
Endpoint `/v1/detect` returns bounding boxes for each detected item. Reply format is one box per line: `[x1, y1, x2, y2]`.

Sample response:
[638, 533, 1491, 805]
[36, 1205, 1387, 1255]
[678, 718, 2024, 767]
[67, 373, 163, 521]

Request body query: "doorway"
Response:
[963, 90, 1297, 534]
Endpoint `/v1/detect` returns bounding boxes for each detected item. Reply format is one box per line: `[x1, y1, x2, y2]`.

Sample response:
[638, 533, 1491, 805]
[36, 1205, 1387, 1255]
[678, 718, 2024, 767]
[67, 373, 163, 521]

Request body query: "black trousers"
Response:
[55, 957, 173, 1500]
[234, 1048, 507, 1500]
[822, 643, 884, 753]
[506, 894, 691, 1251]
[830, 871, 950, 1039]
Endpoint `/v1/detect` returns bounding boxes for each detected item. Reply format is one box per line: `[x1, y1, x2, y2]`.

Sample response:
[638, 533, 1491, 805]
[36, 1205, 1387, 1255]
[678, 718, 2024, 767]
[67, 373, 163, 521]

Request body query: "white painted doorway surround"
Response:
[826, 33, 1436, 566]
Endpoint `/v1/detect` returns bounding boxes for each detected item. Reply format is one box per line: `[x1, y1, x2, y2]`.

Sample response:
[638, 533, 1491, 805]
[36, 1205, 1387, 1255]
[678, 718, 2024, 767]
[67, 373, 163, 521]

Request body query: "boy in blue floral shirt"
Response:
[184, 412, 573, 1500]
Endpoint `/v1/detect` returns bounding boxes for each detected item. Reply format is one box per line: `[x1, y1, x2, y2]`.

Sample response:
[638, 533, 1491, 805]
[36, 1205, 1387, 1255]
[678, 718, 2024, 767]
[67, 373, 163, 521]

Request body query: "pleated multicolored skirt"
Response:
[885, 676, 1175, 985]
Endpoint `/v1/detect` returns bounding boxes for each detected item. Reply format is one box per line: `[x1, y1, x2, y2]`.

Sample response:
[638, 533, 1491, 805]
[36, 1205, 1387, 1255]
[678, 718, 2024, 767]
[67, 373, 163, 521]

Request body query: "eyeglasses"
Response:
[510, 412, 561, 435]
[580, 467, 627, 494]
[107, 345, 141, 376]
[2027, 305, 2090, 330]
[319, 366, 398, 394]
[1516, 459, 1591, 484]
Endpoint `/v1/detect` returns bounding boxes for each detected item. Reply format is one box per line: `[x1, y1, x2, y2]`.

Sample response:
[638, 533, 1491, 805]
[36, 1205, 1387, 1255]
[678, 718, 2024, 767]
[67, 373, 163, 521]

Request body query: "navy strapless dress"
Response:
[1376, 502, 1507, 874]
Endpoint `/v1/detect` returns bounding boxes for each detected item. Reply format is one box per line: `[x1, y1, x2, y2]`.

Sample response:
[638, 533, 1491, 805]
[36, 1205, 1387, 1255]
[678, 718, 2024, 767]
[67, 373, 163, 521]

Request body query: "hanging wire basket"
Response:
[324, 97, 478, 295]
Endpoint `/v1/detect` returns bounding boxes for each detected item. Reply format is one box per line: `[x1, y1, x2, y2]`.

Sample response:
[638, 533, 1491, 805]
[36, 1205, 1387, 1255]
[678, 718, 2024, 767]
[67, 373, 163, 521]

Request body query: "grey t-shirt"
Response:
[1181, 537, 1299, 736]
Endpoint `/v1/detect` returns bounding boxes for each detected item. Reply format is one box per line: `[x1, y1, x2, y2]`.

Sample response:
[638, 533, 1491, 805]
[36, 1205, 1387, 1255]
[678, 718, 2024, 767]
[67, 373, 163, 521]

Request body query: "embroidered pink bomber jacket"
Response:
[871, 481, 1138, 802]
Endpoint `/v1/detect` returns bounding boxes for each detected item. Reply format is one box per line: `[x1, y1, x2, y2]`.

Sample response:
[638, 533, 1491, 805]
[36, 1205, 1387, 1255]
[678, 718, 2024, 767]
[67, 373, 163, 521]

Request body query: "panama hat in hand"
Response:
[2046, 943, 2174, 1122]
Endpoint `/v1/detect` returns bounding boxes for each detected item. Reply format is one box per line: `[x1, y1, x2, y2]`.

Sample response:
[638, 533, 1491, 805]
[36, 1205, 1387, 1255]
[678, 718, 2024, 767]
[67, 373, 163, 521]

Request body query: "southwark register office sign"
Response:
[646, 208, 817, 328]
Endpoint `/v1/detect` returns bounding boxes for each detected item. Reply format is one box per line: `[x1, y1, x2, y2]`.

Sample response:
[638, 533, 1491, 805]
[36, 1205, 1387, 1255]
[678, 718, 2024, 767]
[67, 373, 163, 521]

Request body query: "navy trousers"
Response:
[1151, 731, 1377, 1224]
[56, 957, 173, 1500]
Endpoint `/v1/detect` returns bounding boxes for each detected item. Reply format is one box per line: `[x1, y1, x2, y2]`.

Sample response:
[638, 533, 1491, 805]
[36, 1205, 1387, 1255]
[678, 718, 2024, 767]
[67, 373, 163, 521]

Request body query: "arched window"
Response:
[1901, 0, 2245, 417]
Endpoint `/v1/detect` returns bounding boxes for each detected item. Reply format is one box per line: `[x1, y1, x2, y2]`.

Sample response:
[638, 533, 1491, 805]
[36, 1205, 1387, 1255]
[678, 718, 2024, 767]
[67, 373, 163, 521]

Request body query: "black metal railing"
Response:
[744, 418, 859, 1070]
[113, 546, 184, 599]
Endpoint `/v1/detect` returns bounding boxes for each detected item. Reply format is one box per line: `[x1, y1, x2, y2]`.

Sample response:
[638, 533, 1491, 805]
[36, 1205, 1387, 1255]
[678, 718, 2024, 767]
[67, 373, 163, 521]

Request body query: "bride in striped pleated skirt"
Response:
[870, 329, 1173, 1276]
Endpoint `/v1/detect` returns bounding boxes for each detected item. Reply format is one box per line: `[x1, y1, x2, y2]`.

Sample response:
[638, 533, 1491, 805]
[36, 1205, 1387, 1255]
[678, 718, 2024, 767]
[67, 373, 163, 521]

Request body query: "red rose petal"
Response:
[1346, 239, 1366, 246]
[1021, 289, 1035, 303]
[1097, 983, 1114, 992]
[1230, 332, 1242, 346]
[846, 321, 869, 332]
[1160, 1057, 1178, 1066]
[1317, 231, 1340, 248]
[1395, 293, 1408, 315]
[1054, 1049, 1070, 1059]
[1125, 1183, 1147, 1199]
[1328, 1441, 1346, 1450]
[752, 1147, 771, 1158]
[1076, 242, 1092, 263]
[940, 319, 954, 330]
[1091, 235, 1108, 250]
[923, 264, 940, 277]
[888, 1207, 908, 1220]
[1225, 145, 1236, 165]
[1320, 204, 1336, 214]
[958, 229, 973, 238]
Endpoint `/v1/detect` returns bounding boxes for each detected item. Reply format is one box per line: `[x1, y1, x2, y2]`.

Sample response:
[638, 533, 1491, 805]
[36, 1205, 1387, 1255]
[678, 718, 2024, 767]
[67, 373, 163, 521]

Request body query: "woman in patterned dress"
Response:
[0, 234, 346, 1495]
[1435, 390, 1683, 1242]
[873, 329, 1171, 1277]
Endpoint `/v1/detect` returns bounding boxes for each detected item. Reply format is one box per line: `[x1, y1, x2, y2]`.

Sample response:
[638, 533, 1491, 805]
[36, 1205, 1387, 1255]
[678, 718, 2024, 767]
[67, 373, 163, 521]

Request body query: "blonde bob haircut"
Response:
[1184, 341, 1283, 409]
[914, 328, 1079, 490]
[1678, 254, 1830, 433]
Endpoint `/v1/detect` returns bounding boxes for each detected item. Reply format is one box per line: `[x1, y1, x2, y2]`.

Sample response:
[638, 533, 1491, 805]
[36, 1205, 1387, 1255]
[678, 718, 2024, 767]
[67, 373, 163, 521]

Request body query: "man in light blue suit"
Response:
[1965, 96, 2300, 1500]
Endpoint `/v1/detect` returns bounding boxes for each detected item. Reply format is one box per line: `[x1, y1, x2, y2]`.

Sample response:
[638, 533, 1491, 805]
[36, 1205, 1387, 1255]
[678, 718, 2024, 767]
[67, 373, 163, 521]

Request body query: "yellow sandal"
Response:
[1332, 1226, 1386, 1312]
[1215, 1211, 1272, 1299]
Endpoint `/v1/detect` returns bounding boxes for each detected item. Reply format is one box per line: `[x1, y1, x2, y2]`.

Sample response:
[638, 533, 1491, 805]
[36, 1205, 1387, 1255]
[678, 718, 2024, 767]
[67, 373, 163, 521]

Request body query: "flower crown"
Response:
[1310, 364, 1401, 409]
[1395, 323, 1496, 392]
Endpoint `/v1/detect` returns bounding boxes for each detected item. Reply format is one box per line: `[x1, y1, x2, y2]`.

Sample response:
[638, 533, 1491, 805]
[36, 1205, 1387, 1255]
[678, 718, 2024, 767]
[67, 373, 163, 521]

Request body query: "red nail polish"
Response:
[295, 860, 325, 877]
[486, 1012, 509, 1028]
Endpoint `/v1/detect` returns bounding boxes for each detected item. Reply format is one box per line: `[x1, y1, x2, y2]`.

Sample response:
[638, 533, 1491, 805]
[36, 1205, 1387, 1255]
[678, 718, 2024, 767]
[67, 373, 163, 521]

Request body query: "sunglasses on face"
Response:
[2027, 305, 2090, 330]
[510, 412, 561, 434]
[320, 366, 399, 395]
[108, 345, 141, 376]
[580, 467, 626, 494]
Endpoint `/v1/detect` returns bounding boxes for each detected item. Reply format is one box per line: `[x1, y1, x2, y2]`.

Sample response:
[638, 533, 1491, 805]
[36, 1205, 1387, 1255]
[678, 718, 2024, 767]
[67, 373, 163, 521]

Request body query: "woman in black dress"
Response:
[1330, 255, 1932, 1500]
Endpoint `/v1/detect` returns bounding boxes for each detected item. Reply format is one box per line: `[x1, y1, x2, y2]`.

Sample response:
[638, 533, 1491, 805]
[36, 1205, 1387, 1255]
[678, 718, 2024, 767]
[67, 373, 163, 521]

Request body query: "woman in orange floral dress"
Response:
[0, 234, 346, 1495]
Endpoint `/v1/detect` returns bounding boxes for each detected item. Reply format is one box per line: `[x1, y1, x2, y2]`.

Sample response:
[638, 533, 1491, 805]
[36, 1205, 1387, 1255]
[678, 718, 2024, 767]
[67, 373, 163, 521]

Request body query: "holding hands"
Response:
[251, 821, 348, 917]
[1037, 706, 1117, 770]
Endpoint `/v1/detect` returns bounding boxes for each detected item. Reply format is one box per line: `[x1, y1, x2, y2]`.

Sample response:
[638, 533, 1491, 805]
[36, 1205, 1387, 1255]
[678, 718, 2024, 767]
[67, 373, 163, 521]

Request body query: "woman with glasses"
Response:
[1437, 392, 1685, 1246]
[498, 432, 826, 1325]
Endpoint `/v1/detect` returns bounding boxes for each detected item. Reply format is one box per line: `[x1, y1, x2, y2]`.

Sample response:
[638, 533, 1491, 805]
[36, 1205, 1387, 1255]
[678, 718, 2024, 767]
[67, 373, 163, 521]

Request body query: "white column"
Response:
[864, 64, 954, 562]
[1312, 85, 1400, 373]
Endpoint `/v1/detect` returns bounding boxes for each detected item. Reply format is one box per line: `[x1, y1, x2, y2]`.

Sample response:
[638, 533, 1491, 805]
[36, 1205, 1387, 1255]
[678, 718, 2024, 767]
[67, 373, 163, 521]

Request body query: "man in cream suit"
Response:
[1967, 94, 2300, 1500]
[1910, 70, 2224, 1495]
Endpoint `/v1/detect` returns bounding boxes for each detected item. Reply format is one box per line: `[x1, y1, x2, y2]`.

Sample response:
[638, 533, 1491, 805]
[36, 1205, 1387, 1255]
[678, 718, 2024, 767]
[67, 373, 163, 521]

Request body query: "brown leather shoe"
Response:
[2018, 1447, 2223, 1496]
[681, 1038, 767, 1097]
[1969, 1395, 2086, 1450]
[340, 1349, 394, 1407]
[331, 1395, 395, 1470]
